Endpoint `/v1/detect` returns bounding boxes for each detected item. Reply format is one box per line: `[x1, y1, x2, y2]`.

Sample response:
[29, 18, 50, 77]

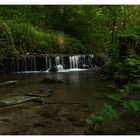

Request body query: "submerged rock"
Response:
[39, 88, 52, 93]
[25, 92, 51, 97]
[42, 78, 64, 84]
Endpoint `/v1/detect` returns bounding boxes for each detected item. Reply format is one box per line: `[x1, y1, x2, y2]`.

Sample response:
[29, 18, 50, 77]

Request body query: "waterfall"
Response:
[69, 55, 80, 69]
[45, 56, 48, 70]
[13, 54, 97, 72]
[55, 56, 60, 65]
[56, 64, 64, 71]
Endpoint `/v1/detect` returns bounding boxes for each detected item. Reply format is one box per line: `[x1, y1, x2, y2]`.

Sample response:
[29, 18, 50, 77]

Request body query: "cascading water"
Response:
[13, 54, 97, 73]
[56, 64, 64, 71]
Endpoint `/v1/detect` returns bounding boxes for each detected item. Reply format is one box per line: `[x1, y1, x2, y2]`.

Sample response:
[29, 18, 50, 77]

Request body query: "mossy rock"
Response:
[48, 67, 58, 72]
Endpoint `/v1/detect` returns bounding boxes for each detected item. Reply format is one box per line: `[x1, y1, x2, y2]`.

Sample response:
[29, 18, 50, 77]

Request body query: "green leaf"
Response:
[130, 100, 139, 112]
[98, 103, 118, 121]
[123, 100, 140, 112]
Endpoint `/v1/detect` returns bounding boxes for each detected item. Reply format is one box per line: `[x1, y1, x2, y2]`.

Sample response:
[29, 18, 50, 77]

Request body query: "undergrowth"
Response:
[86, 55, 140, 133]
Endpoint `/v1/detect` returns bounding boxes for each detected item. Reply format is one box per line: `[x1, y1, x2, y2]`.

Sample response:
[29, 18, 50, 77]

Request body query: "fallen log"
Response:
[0, 80, 18, 86]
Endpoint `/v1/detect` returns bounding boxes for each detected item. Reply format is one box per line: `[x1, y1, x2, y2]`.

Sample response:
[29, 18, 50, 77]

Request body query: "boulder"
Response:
[48, 67, 58, 72]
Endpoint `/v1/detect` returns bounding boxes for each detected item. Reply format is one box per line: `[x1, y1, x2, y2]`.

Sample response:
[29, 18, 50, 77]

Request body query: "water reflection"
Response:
[0, 70, 111, 108]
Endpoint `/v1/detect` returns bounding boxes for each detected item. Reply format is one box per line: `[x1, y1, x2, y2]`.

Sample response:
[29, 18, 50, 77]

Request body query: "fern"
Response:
[122, 99, 140, 112]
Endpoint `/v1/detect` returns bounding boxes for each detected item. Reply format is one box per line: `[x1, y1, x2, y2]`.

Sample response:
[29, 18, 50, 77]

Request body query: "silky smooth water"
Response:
[13, 54, 96, 72]
[0, 70, 111, 108]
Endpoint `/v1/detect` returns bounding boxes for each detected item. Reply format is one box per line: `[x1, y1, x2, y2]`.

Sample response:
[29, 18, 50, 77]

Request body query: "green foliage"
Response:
[0, 5, 140, 57]
[85, 114, 104, 132]
[124, 20, 140, 36]
[8, 22, 84, 54]
[122, 80, 140, 92]
[98, 50, 140, 132]
[0, 19, 17, 56]
[2, 5, 139, 56]
[98, 103, 118, 120]
[0, 19, 18, 72]
[102, 55, 140, 89]
[86, 103, 118, 132]
[122, 99, 140, 112]
[0, 5, 140, 72]
[101, 54, 140, 115]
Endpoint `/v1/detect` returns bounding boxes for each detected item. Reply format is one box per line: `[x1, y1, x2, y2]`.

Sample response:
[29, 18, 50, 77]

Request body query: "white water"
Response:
[69, 55, 81, 69]
[15, 68, 91, 73]
[14, 54, 96, 73]
[56, 64, 64, 71]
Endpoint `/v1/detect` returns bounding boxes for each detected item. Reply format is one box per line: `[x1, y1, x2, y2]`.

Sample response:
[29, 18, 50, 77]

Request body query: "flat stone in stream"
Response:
[0, 96, 39, 107]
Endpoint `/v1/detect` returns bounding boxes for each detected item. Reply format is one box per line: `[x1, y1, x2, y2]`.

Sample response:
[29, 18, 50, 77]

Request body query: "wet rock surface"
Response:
[0, 96, 39, 107]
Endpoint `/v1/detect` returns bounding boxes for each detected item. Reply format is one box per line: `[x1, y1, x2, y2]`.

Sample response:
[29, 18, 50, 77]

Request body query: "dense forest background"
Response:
[0, 5, 140, 57]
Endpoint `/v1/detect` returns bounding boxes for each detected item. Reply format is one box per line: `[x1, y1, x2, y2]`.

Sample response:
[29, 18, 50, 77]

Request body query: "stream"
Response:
[0, 70, 109, 107]
[0, 70, 138, 135]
